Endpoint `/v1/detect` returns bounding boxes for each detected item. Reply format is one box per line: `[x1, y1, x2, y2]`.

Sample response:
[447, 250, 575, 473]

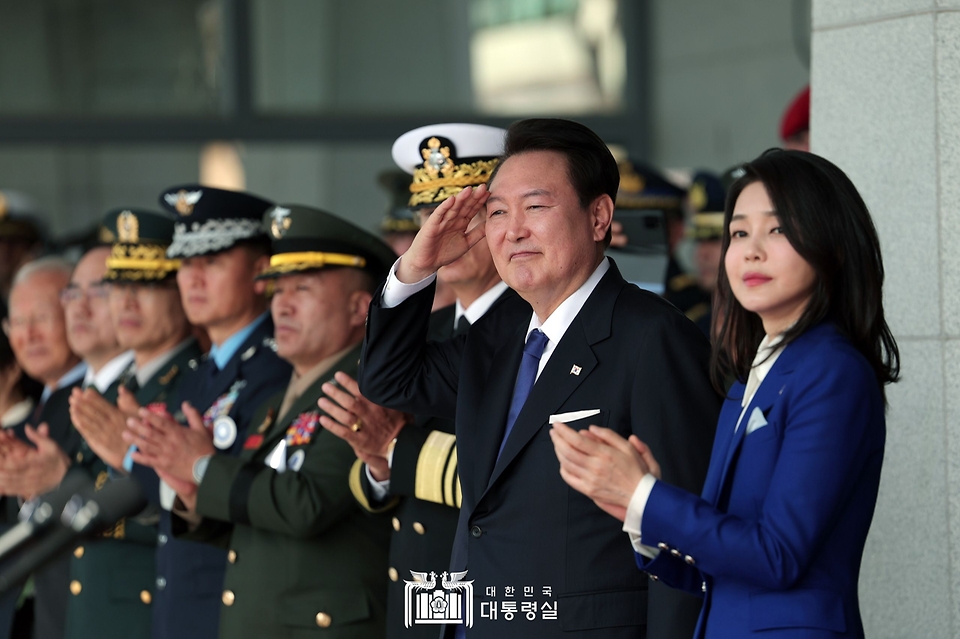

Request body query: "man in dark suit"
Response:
[358, 118, 720, 638]
[327, 123, 530, 639]
[120, 186, 292, 639]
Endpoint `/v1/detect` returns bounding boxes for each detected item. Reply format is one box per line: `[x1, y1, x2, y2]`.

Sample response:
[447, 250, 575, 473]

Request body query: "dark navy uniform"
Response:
[147, 319, 290, 639]
[139, 185, 292, 639]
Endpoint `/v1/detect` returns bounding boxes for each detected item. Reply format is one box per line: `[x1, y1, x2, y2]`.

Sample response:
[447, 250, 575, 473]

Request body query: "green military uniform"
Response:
[64, 208, 194, 639]
[187, 204, 398, 638]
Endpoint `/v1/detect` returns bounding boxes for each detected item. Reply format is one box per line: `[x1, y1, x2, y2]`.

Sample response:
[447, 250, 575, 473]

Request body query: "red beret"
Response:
[779, 85, 810, 141]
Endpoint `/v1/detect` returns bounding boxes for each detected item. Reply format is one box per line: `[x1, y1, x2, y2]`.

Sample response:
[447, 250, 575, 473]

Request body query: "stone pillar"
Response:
[811, 3, 959, 637]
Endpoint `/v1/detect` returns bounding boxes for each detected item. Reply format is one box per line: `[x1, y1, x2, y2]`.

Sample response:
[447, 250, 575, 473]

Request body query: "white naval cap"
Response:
[391, 123, 506, 174]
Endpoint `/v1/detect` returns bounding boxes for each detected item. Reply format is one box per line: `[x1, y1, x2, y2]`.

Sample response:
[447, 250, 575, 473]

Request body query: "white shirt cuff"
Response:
[159, 479, 177, 511]
[365, 464, 391, 502]
[622, 474, 660, 558]
[381, 257, 437, 308]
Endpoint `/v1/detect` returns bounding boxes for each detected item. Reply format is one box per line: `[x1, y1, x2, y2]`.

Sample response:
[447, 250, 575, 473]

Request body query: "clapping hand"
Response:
[550, 423, 661, 522]
[318, 372, 412, 481]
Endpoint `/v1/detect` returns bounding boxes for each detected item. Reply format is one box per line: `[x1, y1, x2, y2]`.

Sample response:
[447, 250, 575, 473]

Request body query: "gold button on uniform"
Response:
[412, 522, 425, 535]
[684, 554, 696, 565]
[388, 567, 399, 582]
[222, 590, 235, 606]
[391, 517, 400, 531]
[228, 550, 237, 564]
[73, 546, 84, 559]
[140, 590, 152, 604]
[316, 612, 332, 628]
[75, 452, 83, 463]
[70, 581, 82, 596]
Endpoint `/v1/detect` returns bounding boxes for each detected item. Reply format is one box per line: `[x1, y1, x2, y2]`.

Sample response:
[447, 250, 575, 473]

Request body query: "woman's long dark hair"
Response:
[711, 149, 900, 401]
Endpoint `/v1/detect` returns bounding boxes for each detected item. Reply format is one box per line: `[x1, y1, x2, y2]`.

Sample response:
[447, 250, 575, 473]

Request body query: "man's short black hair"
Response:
[493, 118, 620, 209]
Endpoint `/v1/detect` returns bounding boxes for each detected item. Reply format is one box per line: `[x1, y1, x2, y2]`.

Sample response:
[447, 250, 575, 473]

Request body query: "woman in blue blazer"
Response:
[551, 149, 900, 638]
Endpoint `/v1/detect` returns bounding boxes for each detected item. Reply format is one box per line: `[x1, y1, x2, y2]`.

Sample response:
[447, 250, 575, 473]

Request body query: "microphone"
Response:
[0, 477, 147, 593]
[0, 470, 93, 562]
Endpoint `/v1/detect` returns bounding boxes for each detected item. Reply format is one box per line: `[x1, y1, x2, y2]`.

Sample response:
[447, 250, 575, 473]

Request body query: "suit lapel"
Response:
[701, 388, 746, 504]
[709, 324, 836, 502]
[485, 320, 597, 491]
[480, 261, 623, 497]
[470, 326, 525, 503]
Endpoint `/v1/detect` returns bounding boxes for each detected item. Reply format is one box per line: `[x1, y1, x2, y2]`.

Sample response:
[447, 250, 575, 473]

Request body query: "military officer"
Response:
[131, 204, 398, 637]
[66, 208, 203, 638]
[615, 160, 711, 321]
[121, 185, 292, 639]
[322, 124, 530, 638]
[685, 172, 728, 337]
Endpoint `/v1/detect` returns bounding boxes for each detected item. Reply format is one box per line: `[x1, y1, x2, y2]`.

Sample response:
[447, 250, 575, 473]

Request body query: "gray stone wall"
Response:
[812, 2, 959, 637]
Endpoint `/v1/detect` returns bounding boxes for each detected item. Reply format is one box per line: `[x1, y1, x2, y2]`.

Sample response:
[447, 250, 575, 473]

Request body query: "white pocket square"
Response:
[549, 409, 601, 424]
[745, 407, 768, 435]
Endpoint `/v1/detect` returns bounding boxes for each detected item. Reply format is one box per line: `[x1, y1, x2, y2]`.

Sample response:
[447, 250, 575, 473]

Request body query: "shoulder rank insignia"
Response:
[159, 365, 178, 386]
[257, 408, 275, 434]
[286, 412, 320, 447]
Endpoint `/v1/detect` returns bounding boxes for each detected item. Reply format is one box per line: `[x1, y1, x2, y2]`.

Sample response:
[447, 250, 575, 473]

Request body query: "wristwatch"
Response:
[192, 454, 212, 484]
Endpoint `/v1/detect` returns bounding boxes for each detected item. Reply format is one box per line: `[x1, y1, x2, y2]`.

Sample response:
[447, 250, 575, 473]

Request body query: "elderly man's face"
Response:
[484, 151, 609, 311]
[63, 247, 118, 360]
[7, 269, 76, 385]
[270, 270, 370, 373]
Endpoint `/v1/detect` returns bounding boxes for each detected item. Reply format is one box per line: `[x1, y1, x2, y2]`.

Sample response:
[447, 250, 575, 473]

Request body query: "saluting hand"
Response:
[396, 184, 490, 283]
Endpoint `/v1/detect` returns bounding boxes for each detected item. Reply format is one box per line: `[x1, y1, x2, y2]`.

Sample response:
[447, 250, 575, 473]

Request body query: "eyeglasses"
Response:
[60, 284, 110, 305]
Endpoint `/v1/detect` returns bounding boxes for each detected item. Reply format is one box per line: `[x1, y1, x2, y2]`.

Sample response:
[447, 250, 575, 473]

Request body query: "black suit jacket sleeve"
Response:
[358, 280, 465, 419]
[631, 309, 719, 639]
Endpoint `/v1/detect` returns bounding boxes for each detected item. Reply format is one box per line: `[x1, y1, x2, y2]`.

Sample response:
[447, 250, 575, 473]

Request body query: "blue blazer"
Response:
[638, 322, 885, 638]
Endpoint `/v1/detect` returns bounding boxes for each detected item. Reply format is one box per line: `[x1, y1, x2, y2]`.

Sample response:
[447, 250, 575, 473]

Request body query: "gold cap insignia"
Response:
[421, 137, 454, 179]
[270, 207, 292, 239]
[118, 211, 140, 243]
[618, 163, 645, 194]
[164, 189, 203, 216]
[688, 182, 708, 212]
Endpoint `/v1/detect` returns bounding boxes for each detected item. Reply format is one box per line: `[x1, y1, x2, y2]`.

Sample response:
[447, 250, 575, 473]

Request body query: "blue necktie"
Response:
[497, 329, 549, 459]
[455, 330, 548, 639]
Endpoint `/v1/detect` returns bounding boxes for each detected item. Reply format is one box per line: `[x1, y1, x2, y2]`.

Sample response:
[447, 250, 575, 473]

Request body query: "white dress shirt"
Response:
[454, 281, 509, 329]
[623, 333, 786, 557]
[83, 350, 135, 393]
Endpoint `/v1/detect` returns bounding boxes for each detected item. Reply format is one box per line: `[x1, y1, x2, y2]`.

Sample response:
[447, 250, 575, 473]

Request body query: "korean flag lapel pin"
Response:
[570, 364, 582, 376]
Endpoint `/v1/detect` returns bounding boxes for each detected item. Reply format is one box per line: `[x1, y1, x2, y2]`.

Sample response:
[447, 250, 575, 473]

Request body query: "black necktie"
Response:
[454, 315, 471, 337]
